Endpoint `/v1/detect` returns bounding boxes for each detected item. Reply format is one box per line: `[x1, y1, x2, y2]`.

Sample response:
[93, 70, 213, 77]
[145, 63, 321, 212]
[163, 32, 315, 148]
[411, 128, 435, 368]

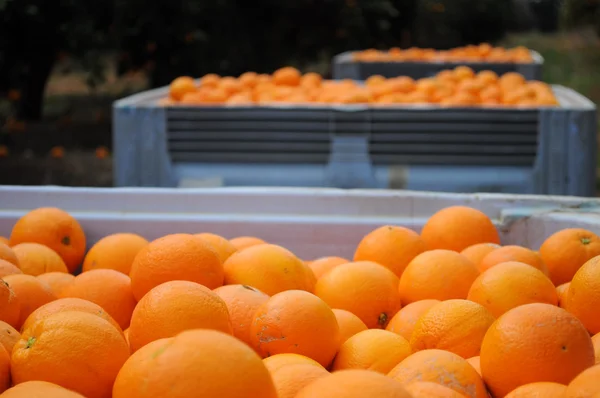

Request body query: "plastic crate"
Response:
[113, 85, 597, 196]
[332, 50, 544, 80]
[1, 186, 600, 259]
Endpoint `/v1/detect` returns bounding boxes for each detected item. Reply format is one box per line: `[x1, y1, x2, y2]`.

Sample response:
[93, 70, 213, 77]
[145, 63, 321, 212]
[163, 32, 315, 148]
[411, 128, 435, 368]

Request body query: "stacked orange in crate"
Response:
[164, 65, 558, 108]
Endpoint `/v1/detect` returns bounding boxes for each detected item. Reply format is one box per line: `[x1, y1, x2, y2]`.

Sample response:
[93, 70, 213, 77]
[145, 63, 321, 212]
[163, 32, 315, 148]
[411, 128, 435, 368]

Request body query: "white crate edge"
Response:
[1, 186, 599, 259]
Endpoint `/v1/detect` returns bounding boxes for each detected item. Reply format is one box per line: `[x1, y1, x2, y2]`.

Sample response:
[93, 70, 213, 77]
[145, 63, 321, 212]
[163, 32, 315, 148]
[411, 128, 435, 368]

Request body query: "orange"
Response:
[500, 72, 526, 90]
[300, 72, 323, 88]
[239, 71, 258, 88]
[213, 284, 269, 346]
[332, 329, 412, 374]
[557, 282, 570, 308]
[250, 290, 340, 367]
[113, 329, 278, 398]
[270, 363, 329, 398]
[476, 70, 499, 85]
[296, 369, 411, 398]
[37, 272, 74, 296]
[315, 261, 401, 329]
[388, 349, 487, 398]
[128, 280, 231, 352]
[0, 344, 8, 393]
[12, 311, 130, 398]
[0, 320, 19, 354]
[467, 261, 558, 317]
[195, 233, 237, 263]
[505, 382, 567, 398]
[0, 237, 8, 245]
[169, 76, 197, 101]
[540, 229, 600, 286]
[467, 356, 481, 376]
[21, 297, 122, 335]
[223, 244, 315, 295]
[565, 256, 600, 334]
[366, 75, 386, 87]
[333, 308, 368, 343]
[460, 243, 500, 267]
[273, 67, 301, 86]
[564, 364, 600, 398]
[420, 206, 500, 251]
[481, 303, 594, 397]
[0, 243, 19, 266]
[399, 250, 479, 304]
[9, 207, 86, 273]
[129, 233, 223, 301]
[82, 233, 148, 274]
[308, 256, 349, 279]
[3, 274, 55, 328]
[199, 73, 220, 88]
[263, 353, 324, 373]
[0, 279, 20, 328]
[454, 66, 476, 80]
[11, 243, 68, 276]
[0, 259, 22, 278]
[61, 269, 136, 330]
[593, 333, 600, 364]
[386, 299, 440, 341]
[404, 382, 466, 398]
[1, 380, 86, 397]
[353, 226, 428, 278]
[479, 245, 549, 275]
[410, 299, 495, 358]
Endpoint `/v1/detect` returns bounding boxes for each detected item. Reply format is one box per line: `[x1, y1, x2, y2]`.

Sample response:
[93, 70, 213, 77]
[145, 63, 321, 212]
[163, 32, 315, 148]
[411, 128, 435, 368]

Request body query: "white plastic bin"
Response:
[1, 186, 599, 260]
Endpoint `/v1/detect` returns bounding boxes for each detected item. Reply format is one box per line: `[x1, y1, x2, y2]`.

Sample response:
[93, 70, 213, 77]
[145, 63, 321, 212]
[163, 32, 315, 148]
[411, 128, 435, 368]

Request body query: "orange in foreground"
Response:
[128, 280, 232, 352]
[0, 344, 8, 393]
[565, 255, 600, 334]
[505, 382, 567, 398]
[229, 236, 266, 250]
[353, 225, 427, 278]
[0, 243, 19, 266]
[333, 308, 368, 343]
[113, 329, 278, 398]
[480, 303, 594, 397]
[3, 274, 55, 328]
[564, 364, 600, 398]
[250, 290, 340, 367]
[296, 369, 411, 398]
[404, 381, 466, 398]
[82, 233, 148, 275]
[460, 243, 501, 267]
[467, 261, 558, 317]
[479, 245, 548, 275]
[0, 320, 19, 354]
[410, 299, 495, 359]
[269, 363, 329, 398]
[129, 233, 224, 301]
[1, 380, 86, 397]
[21, 297, 123, 335]
[37, 272, 74, 297]
[12, 243, 68, 276]
[388, 349, 488, 398]
[315, 261, 401, 329]
[11, 311, 130, 398]
[195, 233, 238, 263]
[399, 250, 479, 304]
[420, 206, 500, 252]
[386, 299, 440, 341]
[0, 279, 20, 328]
[332, 329, 412, 374]
[262, 353, 324, 373]
[61, 269, 137, 330]
[9, 207, 86, 273]
[540, 228, 600, 286]
[0, 259, 21, 278]
[224, 244, 315, 296]
[213, 284, 269, 346]
[308, 256, 349, 279]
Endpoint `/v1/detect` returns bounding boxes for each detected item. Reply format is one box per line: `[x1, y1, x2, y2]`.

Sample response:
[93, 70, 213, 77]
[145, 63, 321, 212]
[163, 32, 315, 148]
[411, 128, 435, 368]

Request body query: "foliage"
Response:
[561, 0, 600, 34]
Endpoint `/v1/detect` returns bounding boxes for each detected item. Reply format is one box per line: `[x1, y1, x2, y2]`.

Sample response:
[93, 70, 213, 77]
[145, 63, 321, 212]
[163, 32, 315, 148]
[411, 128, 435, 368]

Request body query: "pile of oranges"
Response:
[165, 66, 558, 108]
[352, 44, 534, 64]
[2, 205, 600, 397]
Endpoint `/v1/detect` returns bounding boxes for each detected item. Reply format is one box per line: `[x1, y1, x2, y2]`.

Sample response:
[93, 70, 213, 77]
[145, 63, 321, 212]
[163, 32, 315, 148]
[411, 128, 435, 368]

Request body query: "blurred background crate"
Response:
[113, 85, 596, 196]
[332, 50, 543, 81]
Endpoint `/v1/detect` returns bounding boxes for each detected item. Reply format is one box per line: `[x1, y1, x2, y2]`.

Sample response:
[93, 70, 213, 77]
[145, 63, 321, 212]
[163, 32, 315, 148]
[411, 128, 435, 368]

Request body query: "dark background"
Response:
[0, 0, 598, 186]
